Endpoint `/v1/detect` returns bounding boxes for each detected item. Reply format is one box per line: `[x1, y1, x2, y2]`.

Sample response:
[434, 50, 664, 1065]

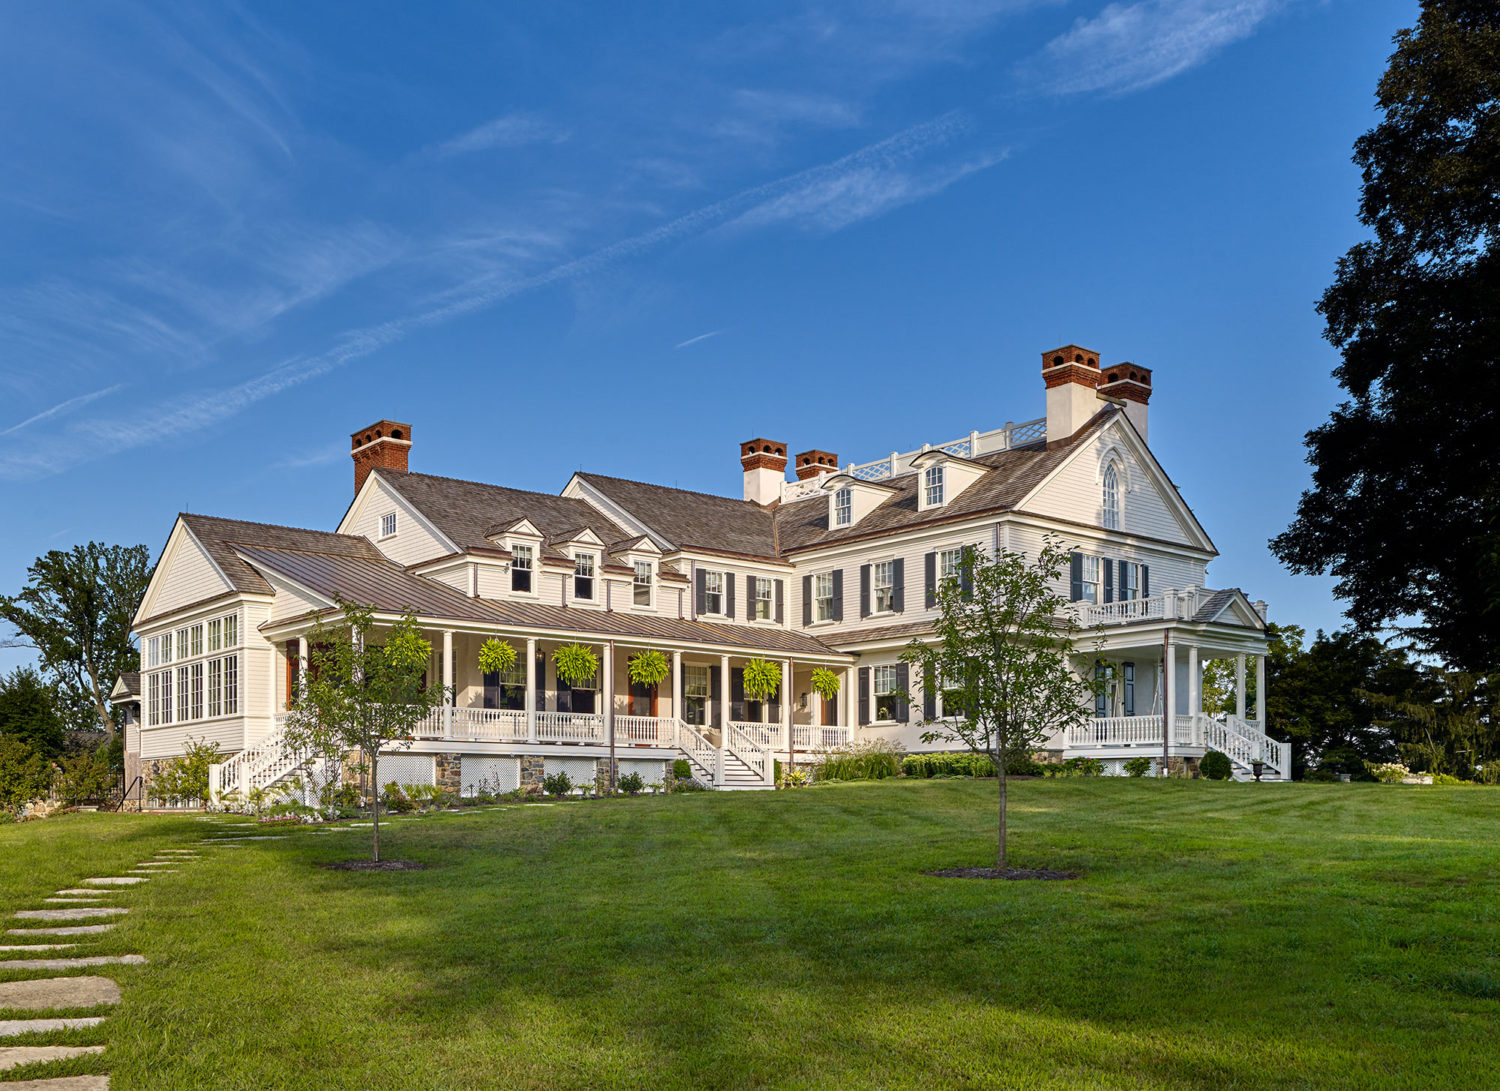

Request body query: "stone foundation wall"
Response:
[435, 754, 462, 793]
[520, 756, 545, 791]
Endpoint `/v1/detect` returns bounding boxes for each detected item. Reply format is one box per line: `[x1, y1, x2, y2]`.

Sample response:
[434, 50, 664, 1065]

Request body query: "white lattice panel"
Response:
[377, 754, 435, 788]
[461, 757, 520, 796]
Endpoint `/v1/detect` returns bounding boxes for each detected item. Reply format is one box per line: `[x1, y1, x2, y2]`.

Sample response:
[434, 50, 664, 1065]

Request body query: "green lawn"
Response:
[2, 780, 1497, 1089]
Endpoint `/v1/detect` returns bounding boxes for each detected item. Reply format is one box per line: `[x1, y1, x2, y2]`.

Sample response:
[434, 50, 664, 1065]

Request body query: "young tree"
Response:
[1271, 4, 1500, 670]
[902, 539, 1096, 871]
[0, 666, 66, 760]
[282, 599, 444, 861]
[0, 543, 153, 737]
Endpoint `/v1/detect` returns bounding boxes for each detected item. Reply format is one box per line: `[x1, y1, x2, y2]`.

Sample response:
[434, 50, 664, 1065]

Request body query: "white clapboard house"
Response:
[117, 344, 1287, 799]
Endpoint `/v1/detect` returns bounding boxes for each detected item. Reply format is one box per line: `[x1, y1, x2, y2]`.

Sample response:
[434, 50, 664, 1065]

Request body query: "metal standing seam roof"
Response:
[179, 513, 389, 596]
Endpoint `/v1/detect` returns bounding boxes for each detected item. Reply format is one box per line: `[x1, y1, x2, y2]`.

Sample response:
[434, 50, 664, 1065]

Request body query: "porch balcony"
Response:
[1065, 712, 1291, 779]
[1075, 587, 1269, 628]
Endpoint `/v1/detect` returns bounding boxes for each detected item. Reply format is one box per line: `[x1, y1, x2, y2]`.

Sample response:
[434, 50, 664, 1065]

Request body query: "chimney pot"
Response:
[740, 437, 787, 505]
[793, 449, 838, 481]
[351, 419, 413, 494]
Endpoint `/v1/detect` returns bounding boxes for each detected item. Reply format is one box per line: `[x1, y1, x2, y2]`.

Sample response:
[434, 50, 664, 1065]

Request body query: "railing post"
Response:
[526, 637, 538, 743]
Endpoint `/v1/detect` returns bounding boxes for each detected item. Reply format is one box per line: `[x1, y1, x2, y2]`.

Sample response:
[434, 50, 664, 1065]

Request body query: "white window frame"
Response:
[813, 572, 835, 623]
[833, 488, 852, 527]
[207, 620, 222, 653]
[924, 465, 945, 507]
[939, 547, 963, 584]
[1080, 555, 1101, 604]
[753, 576, 773, 621]
[511, 544, 535, 593]
[1101, 464, 1121, 530]
[573, 552, 597, 601]
[224, 655, 238, 715]
[633, 561, 653, 607]
[379, 512, 398, 539]
[224, 614, 238, 648]
[873, 665, 899, 723]
[176, 665, 189, 723]
[190, 662, 204, 720]
[703, 571, 724, 615]
[161, 632, 173, 664]
[148, 672, 160, 726]
[189, 624, 203, 658]
[208, 658, 222, 718]
[1120, 561, 1140, 601]
[159, 669, 172, 724]
[872, 560, 895, 614]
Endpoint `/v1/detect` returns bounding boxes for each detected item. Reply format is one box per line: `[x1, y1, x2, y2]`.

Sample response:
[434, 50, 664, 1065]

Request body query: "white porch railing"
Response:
[536, 711, 605, 743]
[453, 707, 529, 742]
[793, 725, 852, 749]
[1066, 712, 1290, 778]
[730, 721, 781, 749]
[676, 721, 721, 784]
[1078, 596, 1168, 626]
[616, 715, 675, 745]
[725, 722, 774, 786]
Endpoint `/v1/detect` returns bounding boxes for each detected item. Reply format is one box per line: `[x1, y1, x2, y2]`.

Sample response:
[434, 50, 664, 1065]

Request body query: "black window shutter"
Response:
[535, 647, 545, 711]
[731, 668, 745, 722]
[891, 557, 905, 613]
[725, 573, 735, 618]
[1069, 552, 1083, 601]
[695, 569, 706, 615]
[924, 551, 937, 607]
[802, 575, 812, 626]
[1142, 565, 1150, 596]
[832, 569, 844, 621]
[745, 574, 756, 621]
[710, 665, 721, 726]
[859, 564, 871, 618]
[556, 678, 572, 714]
[960, 545, 975, 601]
[894, 663, 909, 723]
[857, 666, 870, 725]
[1103, 560, 1114, 603]
[923, 664, 937, 721]
[775, 580, 784, 624]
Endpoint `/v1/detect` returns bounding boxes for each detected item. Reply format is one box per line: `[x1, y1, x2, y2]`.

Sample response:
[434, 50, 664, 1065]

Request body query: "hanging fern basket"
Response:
[477, 638, 517, 675]
[742, 658, 782, 702]
[810, 667, 841, 701]
[552, 643, 599, 687]
[628, 649, 670, 688]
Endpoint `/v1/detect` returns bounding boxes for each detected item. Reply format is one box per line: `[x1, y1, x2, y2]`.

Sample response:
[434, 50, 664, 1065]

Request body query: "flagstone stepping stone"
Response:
[0, 1019, 103, 1040]
[0, 948, 73, 954]
[13, 910, 126, 923]
[41, 901, 103, 906]
[0, 1045, 105, 1071]
[0, 977, 119, 1011]
[0, 956, 143, 972]
[51, 893, 105, 899]
[5, 927, 114, 938]
[0, 1077, 111, 1090]
[126, 870, 173, 876]
[79, 879, 143, 887]
[133, 862, 176, 868]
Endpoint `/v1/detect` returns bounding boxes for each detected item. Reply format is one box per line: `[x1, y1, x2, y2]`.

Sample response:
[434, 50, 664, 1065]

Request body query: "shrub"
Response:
[0, 736, 52, 811]
[153, 737, 224, 804]
[1367, 761, 1411, 783]
[382, 782, 414, 813]
[618, 772, 645, 795]
[1125, 756, 1152, 777]
[1046, 757, 1104, 777]
[542, 771, 573, 797]
[1006, 758, 1046, 777]
[1200, 751, 1233, 781]
[814, 738, 905, 782]
[673, 758, 691, 779]
[1430, 772, 1466, 785]
[902, 753, 995, 779]
[672, 777, 708, 792]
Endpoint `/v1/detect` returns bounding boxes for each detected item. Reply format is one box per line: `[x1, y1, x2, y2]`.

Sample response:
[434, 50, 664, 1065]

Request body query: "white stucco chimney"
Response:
[1098, 361, 1154, 443]
[1041, 345, 1102, 444]
[740, 438, 788, 506]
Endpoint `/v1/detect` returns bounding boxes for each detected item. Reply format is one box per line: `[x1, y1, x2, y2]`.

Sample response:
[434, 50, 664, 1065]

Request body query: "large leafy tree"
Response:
[0, 543, 153, 737]
[282, 599, 444, 861]
[0, 666, 66, 760]
[1271, 4, 1500, 669]
[902, 539, 1095, 872]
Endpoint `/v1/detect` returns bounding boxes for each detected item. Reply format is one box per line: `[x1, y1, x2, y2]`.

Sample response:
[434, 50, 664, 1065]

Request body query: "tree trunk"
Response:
[370, 752, 380, 863]
[997, 766, 1008, 871]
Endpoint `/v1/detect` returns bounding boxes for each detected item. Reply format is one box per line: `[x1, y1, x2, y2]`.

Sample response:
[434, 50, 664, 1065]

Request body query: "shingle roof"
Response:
[180, 514, 385, 597]
[573, 472, 779, 558]
[377, 471, 629, 554]
[110, 671, 141, 701]
[774, 410, 1117, 552]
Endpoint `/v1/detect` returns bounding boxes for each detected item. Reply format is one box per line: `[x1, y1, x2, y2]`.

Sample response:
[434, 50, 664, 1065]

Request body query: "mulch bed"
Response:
[320, 860, 429, 872]
[924, 867, 1079, 881]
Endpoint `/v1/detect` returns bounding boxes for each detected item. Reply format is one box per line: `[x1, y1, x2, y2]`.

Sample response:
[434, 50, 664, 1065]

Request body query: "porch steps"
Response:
[718, 751, 773, 791]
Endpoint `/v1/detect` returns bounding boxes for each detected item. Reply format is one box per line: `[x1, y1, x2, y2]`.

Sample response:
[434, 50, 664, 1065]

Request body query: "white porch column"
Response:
[442, 631, 454, 738]
[602, 642, 614, 740]
[843, 666, 855, 733]
[783, 657, 794, 774]
[810, 681, 822, 741]
[1163, 643, 1176, 743]
[1235, 653, 1247, 720]
[525, 637, 538, 743]
[1187, 644, 1201, 745]
[672, 650, 683, 728]
[1255, 653, 1266, 725]
[720, 654, 731, 730]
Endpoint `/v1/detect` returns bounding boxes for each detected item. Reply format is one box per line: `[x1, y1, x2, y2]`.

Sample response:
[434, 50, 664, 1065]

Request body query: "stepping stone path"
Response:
[0, 840, 209, 1088]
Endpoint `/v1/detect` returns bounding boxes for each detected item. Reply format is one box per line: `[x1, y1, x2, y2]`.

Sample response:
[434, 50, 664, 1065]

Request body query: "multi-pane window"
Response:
[633, 562, 653, 607]
[512, 545, 534, 592]
[1080, 555, 1101, 603]
[573, 553, 596, 600]
[208, 620, 222, 652]
[684, 665, 710, 726]
[939, 548, 963, 584]
[208, 659, 222, 718]
[814, 573, 835, 622]
[177, 629, 190, 661]
[189, 624, 203, 658]
[1102, 464, 1121, 530]
[1120, 561, 1140, 601]
[924, 465, 945, 506]
[224, 656, 238, 714]
[753, 577, 773, 620]
[161, 632, 173, 664]
[147, 672, 160, 726]
[177, 666, 189, 722]
[704, 571, 724, 615]
[190, 663, 204, 720]
[873, 561, 896, 613]
[484, 660, 527, 710]
[873, 665, 899, 722]
[223, 614, 237, 648]
[380, 512, 398, 538]
[834, 488, 852, 527]
[160, 669, 172, 724]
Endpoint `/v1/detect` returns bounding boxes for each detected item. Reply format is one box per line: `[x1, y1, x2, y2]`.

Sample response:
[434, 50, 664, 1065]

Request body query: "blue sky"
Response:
[0, 0, 1417, 668]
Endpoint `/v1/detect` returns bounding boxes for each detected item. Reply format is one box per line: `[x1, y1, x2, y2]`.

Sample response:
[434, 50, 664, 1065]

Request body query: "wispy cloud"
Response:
[273, 443, 349, 470]
[0, 384, 123, 437]
[1030, 0, 1290, 96]
[675, 329, 725, 349]
[435, 113, 569, 156]
[711, 90, 862, 143]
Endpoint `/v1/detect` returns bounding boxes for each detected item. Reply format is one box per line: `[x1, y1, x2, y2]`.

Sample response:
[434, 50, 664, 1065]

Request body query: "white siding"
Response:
[266, 572, 329, 624]
[1021, 430, 1197, 546]
[143, 531, 232, 619]
[139, 717, 245, 760]
[344, 477, 451, 567]
[1006, 523, 1207, 598]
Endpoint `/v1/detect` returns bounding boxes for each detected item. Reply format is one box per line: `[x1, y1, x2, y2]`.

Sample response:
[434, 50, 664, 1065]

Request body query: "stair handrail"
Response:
[725, 722, 774, 786]
[674, 719, 721, 786]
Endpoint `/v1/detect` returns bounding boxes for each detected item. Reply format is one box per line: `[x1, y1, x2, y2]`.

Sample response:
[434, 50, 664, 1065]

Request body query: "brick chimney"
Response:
[1098, 362, 1153, 442]
[793, 449, 838, 481]
[740, 438, 787, 506]
[351, 420, 412, 494]
[1041, 345, 1102, 444]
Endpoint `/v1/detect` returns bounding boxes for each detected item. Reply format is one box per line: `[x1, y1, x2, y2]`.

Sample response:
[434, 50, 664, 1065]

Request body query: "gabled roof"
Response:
[774, 411, 1113, 552]
[109, 672, 141, 702]
[376, 471, 629, 555]
[179, 514, 384, 597]
[571, 472, 779, 559]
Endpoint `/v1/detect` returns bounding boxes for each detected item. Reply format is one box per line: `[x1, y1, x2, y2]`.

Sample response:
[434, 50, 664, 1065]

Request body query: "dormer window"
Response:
[924, 465, 945, 507]
[379, 512, 397, 539]
[633, 561, 653, 606]
[834, 488, 852, 527]
[1102, 464, 1121, 530]
[574, 553, 596, 600]
[511, 545, 534, 592]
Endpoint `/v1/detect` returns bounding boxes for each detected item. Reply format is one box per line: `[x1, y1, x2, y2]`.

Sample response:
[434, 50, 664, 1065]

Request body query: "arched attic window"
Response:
[1101, 462, 1122, 530]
